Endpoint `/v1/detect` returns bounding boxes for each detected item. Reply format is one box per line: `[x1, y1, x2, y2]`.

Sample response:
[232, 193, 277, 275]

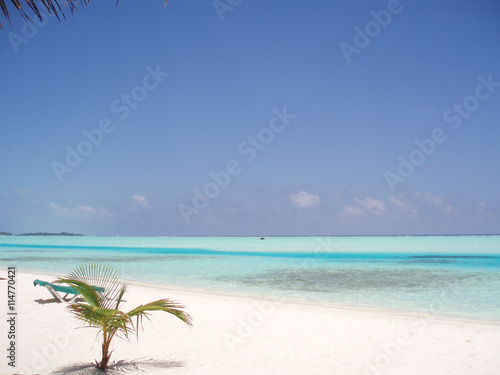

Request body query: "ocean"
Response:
[1, 235, 499, 320]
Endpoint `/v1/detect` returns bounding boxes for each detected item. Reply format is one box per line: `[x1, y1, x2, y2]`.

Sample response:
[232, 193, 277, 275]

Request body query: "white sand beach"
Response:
[1, 270, 500, 375]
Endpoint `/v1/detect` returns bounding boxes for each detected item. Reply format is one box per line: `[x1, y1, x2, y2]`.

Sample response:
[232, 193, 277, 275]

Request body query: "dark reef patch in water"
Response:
[401, 259, 456, 265]
[236, 268, 489, 293]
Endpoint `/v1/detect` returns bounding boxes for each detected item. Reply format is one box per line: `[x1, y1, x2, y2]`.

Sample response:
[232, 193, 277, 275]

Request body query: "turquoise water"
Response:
[1, 235, 500, 320]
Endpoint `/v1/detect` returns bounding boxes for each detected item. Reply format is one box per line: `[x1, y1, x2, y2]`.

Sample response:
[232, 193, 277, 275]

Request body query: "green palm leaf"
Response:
[69, 303, 129, 328]
[128, 299, 193, 338]
[56, 263, 192, 371]
[55, 278, 102, 307]
[61, 263, 124, 309]
[128, 299, 193, 325]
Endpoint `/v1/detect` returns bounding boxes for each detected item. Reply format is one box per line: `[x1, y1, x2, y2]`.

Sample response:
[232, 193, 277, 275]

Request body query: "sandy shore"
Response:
[1, 270, 500, 375]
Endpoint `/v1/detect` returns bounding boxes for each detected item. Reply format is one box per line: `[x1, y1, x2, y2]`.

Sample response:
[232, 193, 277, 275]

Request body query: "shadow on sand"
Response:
[51, 359, 184, 374]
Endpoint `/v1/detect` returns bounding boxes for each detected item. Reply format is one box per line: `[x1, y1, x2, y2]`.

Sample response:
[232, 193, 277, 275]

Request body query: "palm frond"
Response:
[55, 263, 191, 371]
[114, 284, 127, 310]
[55, 278, 102, 307]
[0, 0, 168, 29]
[0, 0, 74, 29]
[69, 303, 126, 326]
[68, 303, 132, 338]
[62, 263, 125, 309]
[128, 299, 193, 327]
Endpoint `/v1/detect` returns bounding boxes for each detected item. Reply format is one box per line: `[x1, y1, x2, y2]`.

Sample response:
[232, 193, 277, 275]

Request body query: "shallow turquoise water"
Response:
[1, 235, 499, 320]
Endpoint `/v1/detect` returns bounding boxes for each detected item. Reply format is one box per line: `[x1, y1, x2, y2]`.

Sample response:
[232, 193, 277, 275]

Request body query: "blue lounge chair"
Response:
[34, 279, 104, 303]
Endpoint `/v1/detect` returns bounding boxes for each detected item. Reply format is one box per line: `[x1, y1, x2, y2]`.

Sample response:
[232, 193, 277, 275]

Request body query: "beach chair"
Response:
[33, 279, 105, 303]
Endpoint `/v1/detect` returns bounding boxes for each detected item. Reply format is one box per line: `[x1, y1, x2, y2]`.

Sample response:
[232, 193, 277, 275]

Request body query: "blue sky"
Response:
[1, 0, 499, 236]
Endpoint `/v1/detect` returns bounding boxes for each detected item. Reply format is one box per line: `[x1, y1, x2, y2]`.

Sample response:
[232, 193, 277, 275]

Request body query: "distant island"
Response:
[9, 232, 83, 236]
[0, 232, 13, 236]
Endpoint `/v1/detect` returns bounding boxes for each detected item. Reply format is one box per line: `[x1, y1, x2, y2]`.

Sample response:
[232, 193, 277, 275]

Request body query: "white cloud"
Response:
[339, 205, 367, 218]
[424, 193, 444, 206]
[339, 197, 386, 219]
[354, 197, 386, 215]
[389, 195, 407, 210]
[132, 195, 152, 210]
[14, 188, 32, 196]
[289, 191, 320, 208]
[49, 202, 112, 219]
[13, 188, 38, 205]
[78, 205, 97, 215]
[444, 206, 458, 215]
[387, 192, 451, 218]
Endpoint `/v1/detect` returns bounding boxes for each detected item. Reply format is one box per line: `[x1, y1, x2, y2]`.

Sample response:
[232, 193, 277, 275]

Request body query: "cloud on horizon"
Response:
[132, 195, 152, 210]
[289, 191, 321, 208]
[49, 202, 112, 219]
[13, 188, 498, 235]
[338, 197, 387, 219]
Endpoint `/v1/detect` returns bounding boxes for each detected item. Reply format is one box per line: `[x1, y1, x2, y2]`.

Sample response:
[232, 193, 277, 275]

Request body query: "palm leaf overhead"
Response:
[0, 0, 168, 29]
[0, 0, 84, 29]
[61, 262, 124, 309]
[55, 263, 192, 371]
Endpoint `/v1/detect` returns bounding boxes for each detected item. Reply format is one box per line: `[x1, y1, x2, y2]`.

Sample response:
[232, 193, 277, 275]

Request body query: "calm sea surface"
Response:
[1, 235, 499, 320]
